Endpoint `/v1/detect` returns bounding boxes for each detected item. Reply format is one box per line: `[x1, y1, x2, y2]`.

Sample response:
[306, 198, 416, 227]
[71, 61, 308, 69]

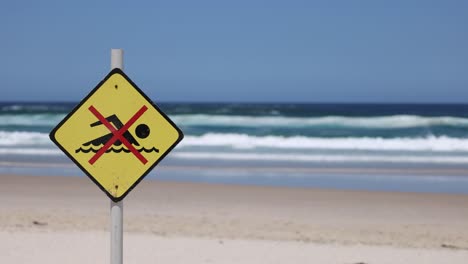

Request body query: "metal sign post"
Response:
[110, 48, 124, 264]
[49, 48, 183, 264]
[111, 199, 123, 264]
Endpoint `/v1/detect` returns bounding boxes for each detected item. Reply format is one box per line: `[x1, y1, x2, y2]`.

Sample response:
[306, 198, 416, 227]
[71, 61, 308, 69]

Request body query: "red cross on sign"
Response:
[88, 105, 149, 165]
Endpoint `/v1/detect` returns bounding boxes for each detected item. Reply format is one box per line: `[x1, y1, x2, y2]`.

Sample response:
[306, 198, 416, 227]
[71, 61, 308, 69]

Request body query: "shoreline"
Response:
[2, 161, 468, 195]
[3, 160, 468, 176]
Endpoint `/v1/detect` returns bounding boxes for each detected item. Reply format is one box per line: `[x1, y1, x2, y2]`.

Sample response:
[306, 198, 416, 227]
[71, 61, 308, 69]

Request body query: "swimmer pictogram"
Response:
[75, 105, 158, 165]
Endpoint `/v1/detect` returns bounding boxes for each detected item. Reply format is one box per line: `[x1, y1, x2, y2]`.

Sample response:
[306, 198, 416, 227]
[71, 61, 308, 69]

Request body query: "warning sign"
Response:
[50, 69, 183, 201]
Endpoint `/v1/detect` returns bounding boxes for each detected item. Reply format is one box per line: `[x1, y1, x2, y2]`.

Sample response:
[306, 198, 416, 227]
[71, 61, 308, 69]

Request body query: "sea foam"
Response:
[0, 131, 50, 146]
[173, 152, 468, 164]
[2, 130, 468, 153]
[173, 114, 468, 129]
[181, 133, 468, 152]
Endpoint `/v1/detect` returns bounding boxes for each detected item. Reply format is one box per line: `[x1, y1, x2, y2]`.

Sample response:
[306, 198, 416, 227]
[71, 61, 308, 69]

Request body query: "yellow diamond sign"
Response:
[50, 69, 183, 201]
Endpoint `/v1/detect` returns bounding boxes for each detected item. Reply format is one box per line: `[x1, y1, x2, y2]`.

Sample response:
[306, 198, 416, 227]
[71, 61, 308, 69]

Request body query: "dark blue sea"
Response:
[1, 102, 468, 194]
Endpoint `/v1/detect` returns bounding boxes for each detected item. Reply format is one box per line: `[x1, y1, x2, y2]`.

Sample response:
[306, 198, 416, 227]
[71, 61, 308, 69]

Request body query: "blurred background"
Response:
[2, 1, 468, 193]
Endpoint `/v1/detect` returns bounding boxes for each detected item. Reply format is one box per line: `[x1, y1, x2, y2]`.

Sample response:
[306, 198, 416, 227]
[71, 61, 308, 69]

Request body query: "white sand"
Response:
[1, 174, 468, 263]
[3, 231, 468, 264]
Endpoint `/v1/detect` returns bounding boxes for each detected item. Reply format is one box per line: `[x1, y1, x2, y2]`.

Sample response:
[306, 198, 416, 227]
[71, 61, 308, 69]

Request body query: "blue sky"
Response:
[2, 1, 467, 102]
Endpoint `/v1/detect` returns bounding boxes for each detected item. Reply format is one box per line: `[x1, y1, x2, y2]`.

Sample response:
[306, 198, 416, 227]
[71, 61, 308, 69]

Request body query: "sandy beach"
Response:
[1, 174, 468, 263]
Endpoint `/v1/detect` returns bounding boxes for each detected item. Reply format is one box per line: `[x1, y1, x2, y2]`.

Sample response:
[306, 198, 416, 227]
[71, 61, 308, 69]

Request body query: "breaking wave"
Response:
[181, 133, 468, 152]
[172, 114, 468, 129]
[2, 131, 468, 153]
[173, 152, 468, 164]
[0, 131, 50, 146]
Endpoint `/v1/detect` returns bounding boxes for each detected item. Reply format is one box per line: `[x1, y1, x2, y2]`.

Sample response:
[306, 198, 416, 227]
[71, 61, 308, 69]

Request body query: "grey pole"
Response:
[111, 49, 124, 71]
[110, 48, 124, 264]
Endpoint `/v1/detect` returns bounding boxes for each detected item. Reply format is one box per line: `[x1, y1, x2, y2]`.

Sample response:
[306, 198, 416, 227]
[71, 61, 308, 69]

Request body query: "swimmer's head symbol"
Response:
[135, 124, 150, 139]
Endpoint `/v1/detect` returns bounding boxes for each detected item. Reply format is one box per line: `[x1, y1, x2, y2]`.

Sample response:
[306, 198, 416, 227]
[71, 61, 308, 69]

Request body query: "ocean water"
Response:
[1, 102, 468, 194]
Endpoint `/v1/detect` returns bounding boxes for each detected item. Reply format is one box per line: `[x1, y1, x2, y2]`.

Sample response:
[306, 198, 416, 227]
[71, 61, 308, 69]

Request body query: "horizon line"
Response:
[1, 100, 468, 105]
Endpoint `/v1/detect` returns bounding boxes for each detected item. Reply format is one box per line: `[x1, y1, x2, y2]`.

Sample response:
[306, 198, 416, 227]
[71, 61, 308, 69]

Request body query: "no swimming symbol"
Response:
[49, 68, 184, 201]
[75, 105, 159, 165]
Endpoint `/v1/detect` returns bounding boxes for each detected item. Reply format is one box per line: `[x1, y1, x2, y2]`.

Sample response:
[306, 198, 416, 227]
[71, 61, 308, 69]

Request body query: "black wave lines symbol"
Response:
[75, 147, 159, 154]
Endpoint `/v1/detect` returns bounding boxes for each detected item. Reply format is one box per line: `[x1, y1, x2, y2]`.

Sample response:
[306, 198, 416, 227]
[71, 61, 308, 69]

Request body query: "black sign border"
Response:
[49, 68, 184, 202]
